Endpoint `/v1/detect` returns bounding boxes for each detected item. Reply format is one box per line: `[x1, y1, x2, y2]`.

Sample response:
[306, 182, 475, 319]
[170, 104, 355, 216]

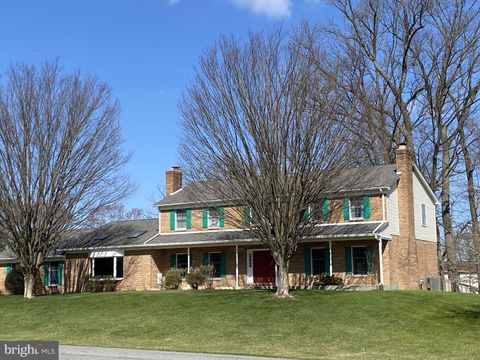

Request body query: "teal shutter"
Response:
[363, 196, 371, 219]
[302, 208, 309, 220]
[170, 254, 176, 268]
[6, 263, 12, 274]
[219, 207, 225, 228]
[57, 262, 63, 286]
[169, 210, 175, 230]
[324, 248, 330, 275]
[344, 246, 352, 274]
[244, 206, 250, 226]
[44, 262, 49, 286]
[366, 246, 374, 273]
[202, 209, 208, 228]
[186, 209, 192, 229]
[220, 251, 226, 277]
[343, 199, 350, 220]
[304, 248, 311, 275]
[322, 199, 330, 220]
[203, 252, 209, 265]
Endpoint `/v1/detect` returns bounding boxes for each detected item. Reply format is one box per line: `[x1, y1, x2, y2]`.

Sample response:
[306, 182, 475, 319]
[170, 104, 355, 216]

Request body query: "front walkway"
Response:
[60, 345, 290, 360]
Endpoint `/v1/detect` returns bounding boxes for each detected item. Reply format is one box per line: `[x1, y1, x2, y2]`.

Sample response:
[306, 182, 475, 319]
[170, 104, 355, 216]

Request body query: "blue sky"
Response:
[0, 0, 334, 211]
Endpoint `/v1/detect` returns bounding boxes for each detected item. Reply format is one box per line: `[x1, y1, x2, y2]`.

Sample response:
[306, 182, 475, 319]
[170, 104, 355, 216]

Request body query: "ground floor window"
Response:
[176, 253, 188, 270]
[311, 248, 326, 275]
[92, 257, 123, 279]
[44, 261, 63, 286]
[208, 252, 221, 277]
[352, 247, 368, 275]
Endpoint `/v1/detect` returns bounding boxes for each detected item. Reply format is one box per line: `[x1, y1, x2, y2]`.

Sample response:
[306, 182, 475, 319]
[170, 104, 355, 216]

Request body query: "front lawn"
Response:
[0, 290, 478, 359]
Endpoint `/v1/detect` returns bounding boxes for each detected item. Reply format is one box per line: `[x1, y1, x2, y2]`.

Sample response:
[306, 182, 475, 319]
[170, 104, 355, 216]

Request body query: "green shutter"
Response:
[186, 209, 192, 229]
[302, 208, 309, 220]
[57, 262, 63, 286]
[344, 246, 352, 274]
[322, 199, 330, 221]
[244, 206, 250, 226]
[219, 207, 225, 228]
[6, 263, 12, 274]
[170, 254, 176, 268]
[203, 252, 209, 265]
[363, 196, 371, 219]
[202, 209, 208, 228]
[44, 262, 49, 286]
[366, 246, 374, 273]
[169, 210, 175, 230]
[343, 198, 350, 220]
[304, 248, 311, 275]
[220, 251, 226, 277]
[324, 248, 330, 275]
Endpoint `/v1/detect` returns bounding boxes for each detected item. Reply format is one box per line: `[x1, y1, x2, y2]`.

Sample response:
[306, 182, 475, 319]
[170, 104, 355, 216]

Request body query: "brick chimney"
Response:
[165, 167, 182, 195]
[395, 143, 418, 288]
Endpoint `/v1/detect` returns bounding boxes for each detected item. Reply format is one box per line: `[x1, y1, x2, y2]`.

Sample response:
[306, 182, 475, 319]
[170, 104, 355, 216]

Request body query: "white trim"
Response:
[91, 256, 124, 280]
[187, 247, 191, 272]
[378, 238, 383, 285]
[328, 240, 333, 275]
[175, 209, 187, 230]
[382, 193, 386, 221]
[246, 250, 253, 284]
[89, 250, 124, 258]
[349, 197, 365, 220]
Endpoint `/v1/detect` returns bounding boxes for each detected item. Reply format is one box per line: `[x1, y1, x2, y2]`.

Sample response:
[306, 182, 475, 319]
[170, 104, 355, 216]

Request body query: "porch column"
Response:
[328, 240, 333, 275]
[187, 247, 191, 273]
[235, 244, 239, 289]
[378, 238, 384, 285]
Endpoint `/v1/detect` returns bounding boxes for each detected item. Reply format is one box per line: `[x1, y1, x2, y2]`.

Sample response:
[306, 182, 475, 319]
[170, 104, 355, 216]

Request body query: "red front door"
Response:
[253, 250, 276, 283]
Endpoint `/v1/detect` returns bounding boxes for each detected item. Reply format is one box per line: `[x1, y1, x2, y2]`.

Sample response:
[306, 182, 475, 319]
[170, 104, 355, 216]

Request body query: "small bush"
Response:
[164, 268, 183, 290]
[185, 265, 215, 290]
[313, 274, 343, 287]
[86, 276, 117, 292]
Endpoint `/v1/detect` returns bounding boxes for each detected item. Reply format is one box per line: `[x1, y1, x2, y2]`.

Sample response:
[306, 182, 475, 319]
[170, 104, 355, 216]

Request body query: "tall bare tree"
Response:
[86, 203, 150, 228]
[179, 31, 352, 298]
[0, 62, 133, 298]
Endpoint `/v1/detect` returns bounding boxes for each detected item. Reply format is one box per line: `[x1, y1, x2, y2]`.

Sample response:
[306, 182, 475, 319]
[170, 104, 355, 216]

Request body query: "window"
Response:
[176, 210, 187, 229]
[350, 198, 364, 219]
[311, 249, 326, 275]
[352, 247, 368, 275]
[92, 257, 123, 279]
[48, 262, 59, 286]
[421, 204, 427, 226]
[208, 252, 221, 277]
[176, 253, 188, 269]
[208, 208, 220, 228]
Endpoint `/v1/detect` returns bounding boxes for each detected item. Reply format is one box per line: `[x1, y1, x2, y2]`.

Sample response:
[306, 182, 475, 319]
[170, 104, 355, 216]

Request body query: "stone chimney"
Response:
[395, 143, 418, 288]
[165, 167, 182, 195]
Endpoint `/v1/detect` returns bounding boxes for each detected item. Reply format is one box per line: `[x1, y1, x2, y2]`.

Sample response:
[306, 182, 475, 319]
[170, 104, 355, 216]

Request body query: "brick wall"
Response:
[0, 265, 6, 294]
[64, 253, 90, 293]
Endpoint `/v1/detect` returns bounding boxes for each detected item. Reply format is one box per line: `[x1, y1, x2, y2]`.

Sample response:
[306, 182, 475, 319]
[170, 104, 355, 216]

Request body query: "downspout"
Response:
[377, 235, 384, 286]
[235, 244, 239, 289]
[328, 240, 333, 276]
[187, 247, 191, 273]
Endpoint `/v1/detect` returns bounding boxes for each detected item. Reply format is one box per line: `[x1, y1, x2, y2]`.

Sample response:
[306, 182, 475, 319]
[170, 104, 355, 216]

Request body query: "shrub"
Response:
[185, 265, 215, 290]
[85, 276, 117, 292]
[164, 268, 183, 289]
[313, 274, 343, 287]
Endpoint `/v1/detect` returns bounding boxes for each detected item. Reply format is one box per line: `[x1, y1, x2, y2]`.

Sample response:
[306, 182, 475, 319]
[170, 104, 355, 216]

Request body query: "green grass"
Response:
[0, 290, 478, 359]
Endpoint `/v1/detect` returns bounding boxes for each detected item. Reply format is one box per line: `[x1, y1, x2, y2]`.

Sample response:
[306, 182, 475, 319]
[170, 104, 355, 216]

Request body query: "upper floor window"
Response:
[202, 207, 224, 228]
[421, 204, 427, 226]
[176, 210, 187, 229]
[350, 198, 364, 219]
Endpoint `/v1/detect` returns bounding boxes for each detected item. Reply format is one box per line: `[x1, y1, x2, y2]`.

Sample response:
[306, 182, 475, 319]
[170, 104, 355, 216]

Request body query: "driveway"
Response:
[60, 345, 290, 360]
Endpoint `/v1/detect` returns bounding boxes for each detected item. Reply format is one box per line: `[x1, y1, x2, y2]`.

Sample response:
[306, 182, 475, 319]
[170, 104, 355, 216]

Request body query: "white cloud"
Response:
[230, 0, 292, 18]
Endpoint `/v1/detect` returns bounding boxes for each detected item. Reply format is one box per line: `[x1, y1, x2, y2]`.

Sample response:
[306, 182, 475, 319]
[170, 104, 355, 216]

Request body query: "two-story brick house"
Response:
[0, 144, 438, 294]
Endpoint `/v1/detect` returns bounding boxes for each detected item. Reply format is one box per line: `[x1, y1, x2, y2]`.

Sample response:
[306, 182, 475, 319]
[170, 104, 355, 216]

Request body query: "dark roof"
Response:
[155, 164, 399, 208]
[146, 221, 388, 247]
[62, 219, 158, 250]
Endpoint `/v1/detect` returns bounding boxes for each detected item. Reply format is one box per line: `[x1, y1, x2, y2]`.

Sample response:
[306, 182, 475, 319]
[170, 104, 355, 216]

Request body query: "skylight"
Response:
[127, 230, 147, 238]
[94, 233, 110, 241]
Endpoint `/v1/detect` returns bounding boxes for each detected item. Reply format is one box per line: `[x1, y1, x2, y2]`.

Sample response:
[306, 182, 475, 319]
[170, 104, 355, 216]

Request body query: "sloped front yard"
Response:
[0, 290, 478, 359]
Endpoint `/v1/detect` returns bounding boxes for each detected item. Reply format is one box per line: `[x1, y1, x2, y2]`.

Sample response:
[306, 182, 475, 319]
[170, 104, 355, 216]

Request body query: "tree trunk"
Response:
[275, 259, 291, 298]
[23, 272, 35, 299]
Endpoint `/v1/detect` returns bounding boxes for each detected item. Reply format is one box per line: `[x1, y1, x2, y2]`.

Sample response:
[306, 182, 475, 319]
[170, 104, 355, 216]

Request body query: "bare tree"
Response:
[0, 62, 133, 298]
[86, 203, 151, 228]
[179, 31, 352, 298]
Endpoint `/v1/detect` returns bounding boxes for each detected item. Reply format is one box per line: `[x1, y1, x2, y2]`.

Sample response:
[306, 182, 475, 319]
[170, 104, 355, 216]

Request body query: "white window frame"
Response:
[208, 208, 220, 228]
[91, 256, 124, 280]
[175, 209, 187, 230]
[47, 261, 60, 286]
[349, 198, 364, 220]
[421, 203, 427, 227]
[351, 246, 368, 276]
[310, 247, 326, 276]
